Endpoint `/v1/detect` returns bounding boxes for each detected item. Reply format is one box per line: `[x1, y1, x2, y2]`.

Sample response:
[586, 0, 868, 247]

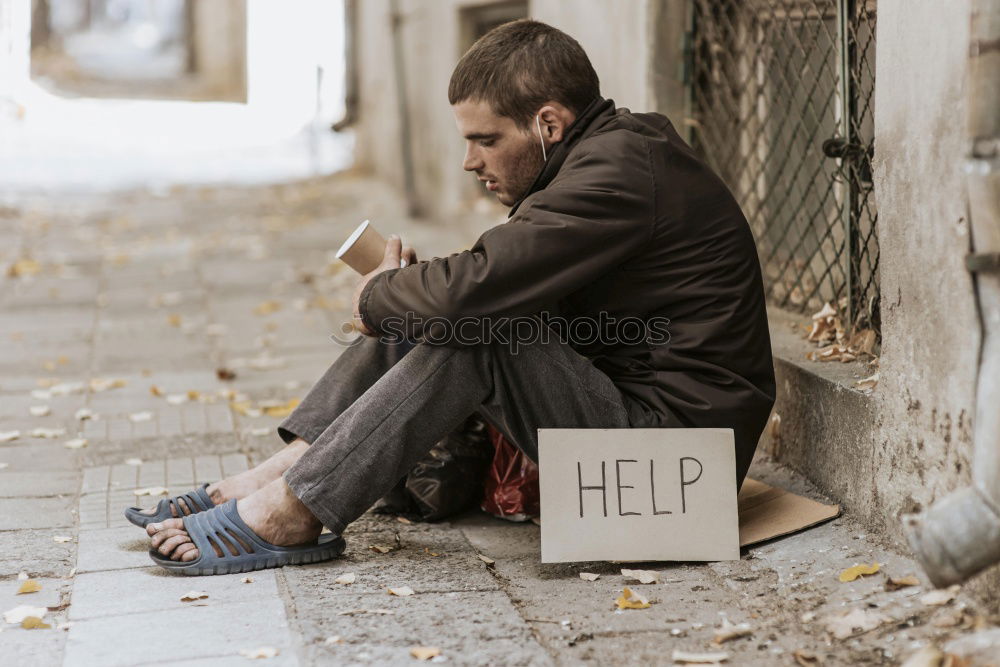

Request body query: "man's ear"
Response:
[536, 102, 576, 144]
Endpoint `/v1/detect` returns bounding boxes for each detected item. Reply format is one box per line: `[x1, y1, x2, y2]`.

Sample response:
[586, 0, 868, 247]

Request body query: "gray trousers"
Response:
[279, 332, 632, 535]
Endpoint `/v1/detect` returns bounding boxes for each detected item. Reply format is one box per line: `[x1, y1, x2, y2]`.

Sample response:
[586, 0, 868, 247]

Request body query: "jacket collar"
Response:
[507, 97, 617, 217]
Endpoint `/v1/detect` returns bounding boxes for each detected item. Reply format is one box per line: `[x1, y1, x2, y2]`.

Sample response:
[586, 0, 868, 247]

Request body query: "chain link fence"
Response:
[689, 0, 879, 335]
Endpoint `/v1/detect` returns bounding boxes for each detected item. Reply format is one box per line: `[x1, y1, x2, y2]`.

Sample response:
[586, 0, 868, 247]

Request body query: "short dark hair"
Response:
[448, 19, 600, 129]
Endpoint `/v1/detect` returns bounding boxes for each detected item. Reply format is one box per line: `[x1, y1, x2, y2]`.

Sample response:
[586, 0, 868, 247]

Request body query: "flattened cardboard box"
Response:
[538, 428, 840, 563]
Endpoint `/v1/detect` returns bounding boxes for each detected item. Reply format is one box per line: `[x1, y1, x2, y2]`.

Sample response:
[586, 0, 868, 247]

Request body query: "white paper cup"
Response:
[336, 219, 387, 275]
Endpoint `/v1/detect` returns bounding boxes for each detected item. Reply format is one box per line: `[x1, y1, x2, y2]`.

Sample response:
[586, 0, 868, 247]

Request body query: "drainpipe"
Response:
[902, 0, 1000, 588]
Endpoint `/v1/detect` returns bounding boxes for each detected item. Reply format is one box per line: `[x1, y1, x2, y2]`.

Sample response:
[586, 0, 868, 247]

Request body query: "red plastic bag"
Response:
[481, 425, 539, 521]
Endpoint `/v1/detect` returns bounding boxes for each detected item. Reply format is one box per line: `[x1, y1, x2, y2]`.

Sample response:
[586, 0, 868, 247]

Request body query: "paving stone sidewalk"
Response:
[1, 176, 997, 666]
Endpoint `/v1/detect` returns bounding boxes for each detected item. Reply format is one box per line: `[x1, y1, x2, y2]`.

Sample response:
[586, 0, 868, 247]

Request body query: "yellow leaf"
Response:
[239, 646, 278, 659]
[8, 258, 41, 277]
[253, 300, 282, 316]
[839, 562, 880, 582]
[886, 575, 920, 591]
[262, 398, 300, 418]
[17, 579, 42, 595]
[180, 590, 209, 602]
[21, 616, 51, 629]
[187, 390, 201, 401]
[410, 646, 442, 661]
[615, 587, 651, 610]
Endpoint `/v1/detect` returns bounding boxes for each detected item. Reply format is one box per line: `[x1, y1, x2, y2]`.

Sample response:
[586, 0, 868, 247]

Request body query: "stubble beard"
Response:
[496, 140, 546, 207]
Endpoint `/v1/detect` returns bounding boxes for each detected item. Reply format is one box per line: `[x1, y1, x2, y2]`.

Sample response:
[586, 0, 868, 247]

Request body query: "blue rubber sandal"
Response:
[124, 483, 215, 528]
[148, 499, 346, 576]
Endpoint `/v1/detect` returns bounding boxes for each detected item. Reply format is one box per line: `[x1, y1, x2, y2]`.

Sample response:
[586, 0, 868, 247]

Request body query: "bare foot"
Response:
[139, 440, 309, 517]
[147, 477, 323, 562]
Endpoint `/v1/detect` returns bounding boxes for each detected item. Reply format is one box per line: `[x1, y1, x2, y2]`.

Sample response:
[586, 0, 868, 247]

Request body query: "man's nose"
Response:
[462, 146, 483, 172]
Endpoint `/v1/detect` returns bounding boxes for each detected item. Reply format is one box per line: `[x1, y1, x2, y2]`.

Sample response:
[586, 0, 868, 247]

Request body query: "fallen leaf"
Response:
[838, 562, 880, 582]
[166, 314, 182, 327]
[369, 544, 392, 554]
[135, 486, 169, 497]
[64, 438, 88, 450]
[621, 568, 660, 584]
[920, 585, 960, 606]
[823, 607, 889, 639]
[4, 605, 47, 624]
[8, 258, 41, 277]
[238, 646, 278, 659]
[241, 577, 254, 584]
[53, 536, 72, 543]
[886, 575, 920, 591]
[262, 398, 300, 418]
[16, 580, 42, 595]
[88, 378, 126, 393]
[129, 411, 153, 423]
[21, 616, 51, 629]
[180, 591, 209, 602]
[410, 646, 441, 661]
[30, 428, 66, 439]
[713, 618, 753, 643]
[323, 635, 344, 645]
[792, 649, 821, 666]
[477, 554, 495, 566]
[855, 371, 879, 392]
[17, 571, 28, 580]
[334, 573, 356, 585]
[579, 572, 600, 581]
[387, 586, 415, 597]
[671, 649, 729, 664]
[0, 431, 20, 443]
[253, 300, 282, 316]
[615, 587, 651, 610]
[216, 368, 237, 381]
[29, 405, 51, 417]
[149, 385, 163, 397]
[397, 516, 412, 524]
[74, 408, 96, 421]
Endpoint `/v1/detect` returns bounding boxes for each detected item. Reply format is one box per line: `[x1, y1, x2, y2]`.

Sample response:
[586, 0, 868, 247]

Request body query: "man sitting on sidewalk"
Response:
[138, 19, 776, 574]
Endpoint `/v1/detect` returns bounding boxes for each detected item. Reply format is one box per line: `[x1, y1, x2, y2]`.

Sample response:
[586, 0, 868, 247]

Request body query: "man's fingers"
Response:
[383, 235, 402, 267]
[401, 245, 417, 267]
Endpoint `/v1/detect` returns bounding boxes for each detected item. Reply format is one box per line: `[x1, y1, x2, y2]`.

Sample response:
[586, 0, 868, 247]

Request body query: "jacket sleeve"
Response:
[358, 138, 656, 343]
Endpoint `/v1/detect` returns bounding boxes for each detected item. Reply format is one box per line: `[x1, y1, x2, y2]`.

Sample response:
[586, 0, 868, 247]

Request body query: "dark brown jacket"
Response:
[359, 97, 776, 483]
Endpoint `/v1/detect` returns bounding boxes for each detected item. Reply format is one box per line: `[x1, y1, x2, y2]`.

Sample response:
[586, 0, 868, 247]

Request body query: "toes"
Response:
[146, 518, 184, 537]
[149, 527, 186, 548]
[157, 533, 192, 557]
[180, 546, 200, 562]
[171, 542, 198, 561]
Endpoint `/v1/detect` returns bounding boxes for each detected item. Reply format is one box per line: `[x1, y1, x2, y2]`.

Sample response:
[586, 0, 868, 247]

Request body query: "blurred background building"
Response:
[0, 0, 350, 189]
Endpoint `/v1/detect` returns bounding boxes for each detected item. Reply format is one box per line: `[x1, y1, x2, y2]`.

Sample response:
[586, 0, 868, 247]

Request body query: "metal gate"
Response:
[688, 0, 879, 335]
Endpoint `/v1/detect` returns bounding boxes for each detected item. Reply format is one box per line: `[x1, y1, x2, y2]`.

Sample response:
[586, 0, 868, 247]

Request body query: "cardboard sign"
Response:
[538, 428, 739, 563]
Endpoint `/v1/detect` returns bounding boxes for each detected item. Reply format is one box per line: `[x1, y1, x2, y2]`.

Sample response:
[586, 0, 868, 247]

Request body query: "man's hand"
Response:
[351, 235, 417, 336]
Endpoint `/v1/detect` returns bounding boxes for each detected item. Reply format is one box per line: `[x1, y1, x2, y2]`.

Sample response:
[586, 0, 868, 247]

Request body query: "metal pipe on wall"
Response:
[903, 0, 1000, 587]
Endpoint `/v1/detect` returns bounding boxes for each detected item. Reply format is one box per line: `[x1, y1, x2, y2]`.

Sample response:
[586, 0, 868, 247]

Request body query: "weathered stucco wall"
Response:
[868, 0, 979, 531]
